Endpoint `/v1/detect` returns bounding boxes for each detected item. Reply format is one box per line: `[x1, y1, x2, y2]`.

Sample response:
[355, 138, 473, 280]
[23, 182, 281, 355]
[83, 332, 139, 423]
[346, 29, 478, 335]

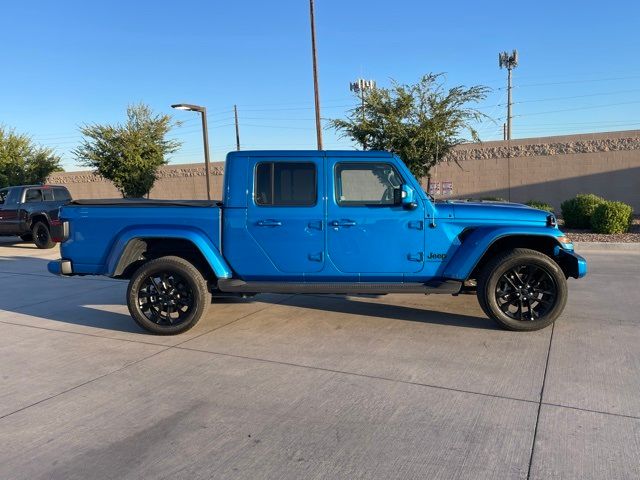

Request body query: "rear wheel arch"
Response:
[113, 237, 217, 281]
[29, 213, 50, 230]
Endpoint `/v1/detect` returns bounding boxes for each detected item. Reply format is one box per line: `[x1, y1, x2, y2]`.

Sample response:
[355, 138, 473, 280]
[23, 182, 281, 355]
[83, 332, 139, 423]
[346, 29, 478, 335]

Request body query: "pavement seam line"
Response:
[0, 347, 171, 421]
[0, 294, 296, 421]
[171, 294, 297, 349]
[0, 319, 169, 347]
[174, 344, 540, 406]
[540, 401, 640, 421]
[0, 294, 296, 348]
[526, 321, 555, 480]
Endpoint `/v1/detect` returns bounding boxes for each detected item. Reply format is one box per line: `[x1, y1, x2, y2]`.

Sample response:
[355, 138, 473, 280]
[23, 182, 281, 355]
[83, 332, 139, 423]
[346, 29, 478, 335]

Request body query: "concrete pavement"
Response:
[0, 237, 638, 479]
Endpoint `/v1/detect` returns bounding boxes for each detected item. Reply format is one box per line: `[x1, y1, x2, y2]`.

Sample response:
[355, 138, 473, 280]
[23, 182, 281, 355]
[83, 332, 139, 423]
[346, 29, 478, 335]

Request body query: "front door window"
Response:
[336, 163, 402, 206]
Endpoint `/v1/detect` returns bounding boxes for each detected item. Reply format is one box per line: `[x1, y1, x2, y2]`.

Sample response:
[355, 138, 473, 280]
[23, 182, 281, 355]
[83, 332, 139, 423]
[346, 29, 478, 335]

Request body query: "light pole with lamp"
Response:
[171, 103, 212, 200]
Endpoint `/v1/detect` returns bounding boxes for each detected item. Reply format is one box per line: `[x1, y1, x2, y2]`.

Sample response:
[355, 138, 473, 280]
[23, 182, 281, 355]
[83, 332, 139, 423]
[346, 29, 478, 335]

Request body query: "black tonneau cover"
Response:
[70, 199, 220, 207]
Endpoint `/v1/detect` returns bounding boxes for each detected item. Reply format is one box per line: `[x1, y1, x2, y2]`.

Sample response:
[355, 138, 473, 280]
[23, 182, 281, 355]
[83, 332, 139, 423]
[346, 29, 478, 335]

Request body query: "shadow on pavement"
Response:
[0, 255, 496, 334]
[0, 256, 143, 334]
[254, 293, 498, 330]
[0, 236, 38, 249]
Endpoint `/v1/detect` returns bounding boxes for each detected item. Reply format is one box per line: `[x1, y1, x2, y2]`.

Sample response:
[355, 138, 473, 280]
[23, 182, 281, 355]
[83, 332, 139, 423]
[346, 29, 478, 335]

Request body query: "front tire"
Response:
[127, 256, 210, 335]
[477, 248, 567, 331]
[32, 222, 55, 249]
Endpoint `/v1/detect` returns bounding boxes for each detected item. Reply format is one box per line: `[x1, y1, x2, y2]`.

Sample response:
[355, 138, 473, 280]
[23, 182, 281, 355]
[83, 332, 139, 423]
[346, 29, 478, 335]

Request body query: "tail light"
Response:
[50, 219, 69, 243]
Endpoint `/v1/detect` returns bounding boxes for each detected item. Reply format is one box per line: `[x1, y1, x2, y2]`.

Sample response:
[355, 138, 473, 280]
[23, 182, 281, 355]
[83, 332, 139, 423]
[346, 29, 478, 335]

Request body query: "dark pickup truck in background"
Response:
[0, 185, 72, 248]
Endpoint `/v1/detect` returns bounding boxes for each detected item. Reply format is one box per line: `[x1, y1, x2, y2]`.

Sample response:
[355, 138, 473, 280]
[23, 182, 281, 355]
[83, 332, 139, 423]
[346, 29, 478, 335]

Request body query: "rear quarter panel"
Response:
[60, 205, 221, 275]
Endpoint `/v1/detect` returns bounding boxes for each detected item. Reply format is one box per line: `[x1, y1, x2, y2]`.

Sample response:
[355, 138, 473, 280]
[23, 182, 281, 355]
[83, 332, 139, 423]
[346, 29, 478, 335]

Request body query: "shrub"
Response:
[591, 201, 633, 234]
[525, 200, 554, 212]
[560, 194, 605, 229]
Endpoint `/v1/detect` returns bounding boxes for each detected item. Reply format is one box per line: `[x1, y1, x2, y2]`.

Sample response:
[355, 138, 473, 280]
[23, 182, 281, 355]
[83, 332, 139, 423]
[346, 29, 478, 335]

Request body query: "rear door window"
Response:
[25, 189, 43, 203]
[255, 162, 316, 206]
[53, 188, 71, 201]
[42, 189, 54, 201]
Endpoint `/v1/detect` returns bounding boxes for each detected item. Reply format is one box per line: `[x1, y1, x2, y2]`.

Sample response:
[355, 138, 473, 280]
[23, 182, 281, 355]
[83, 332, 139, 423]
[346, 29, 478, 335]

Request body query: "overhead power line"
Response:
[508, 74, 640, 89]
[515, 99, 640, 117]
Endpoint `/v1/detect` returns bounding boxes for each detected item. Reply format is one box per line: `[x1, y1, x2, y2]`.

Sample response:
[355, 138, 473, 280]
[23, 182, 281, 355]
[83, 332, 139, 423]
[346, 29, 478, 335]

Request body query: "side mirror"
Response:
[400, 184, 418, 210]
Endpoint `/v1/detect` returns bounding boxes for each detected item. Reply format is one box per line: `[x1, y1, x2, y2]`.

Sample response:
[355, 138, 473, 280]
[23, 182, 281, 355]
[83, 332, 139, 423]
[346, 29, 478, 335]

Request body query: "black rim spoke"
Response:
[137, 271, 195, 326]
[495, 263, 557, 322]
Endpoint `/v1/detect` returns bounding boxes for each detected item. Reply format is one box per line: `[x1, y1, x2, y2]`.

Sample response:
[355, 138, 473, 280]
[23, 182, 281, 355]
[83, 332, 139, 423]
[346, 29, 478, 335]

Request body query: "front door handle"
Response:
[407, 252, 424, 262]
[331, 220, 357, 227]
[256, 219, 282, 227]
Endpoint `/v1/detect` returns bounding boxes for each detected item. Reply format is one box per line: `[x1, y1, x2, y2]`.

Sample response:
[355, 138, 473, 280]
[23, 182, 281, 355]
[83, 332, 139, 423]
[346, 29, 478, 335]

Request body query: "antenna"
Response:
[349, 78, 376, 150]
[498, 49, 519, 139]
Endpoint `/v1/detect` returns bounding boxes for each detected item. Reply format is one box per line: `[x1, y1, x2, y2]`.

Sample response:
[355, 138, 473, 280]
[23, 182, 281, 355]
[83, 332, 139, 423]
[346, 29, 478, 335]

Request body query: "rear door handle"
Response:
[331, 220, 357, 227]
[256, 219, 282, 227]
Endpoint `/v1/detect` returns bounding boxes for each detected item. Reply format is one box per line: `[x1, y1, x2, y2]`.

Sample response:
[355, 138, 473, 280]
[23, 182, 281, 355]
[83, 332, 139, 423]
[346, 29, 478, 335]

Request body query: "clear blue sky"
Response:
[1, 0, 639, 170]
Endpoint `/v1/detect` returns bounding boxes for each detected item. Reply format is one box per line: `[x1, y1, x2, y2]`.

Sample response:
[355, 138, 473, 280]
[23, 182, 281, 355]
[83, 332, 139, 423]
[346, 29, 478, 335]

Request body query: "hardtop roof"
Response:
[226, 150, 395, 159]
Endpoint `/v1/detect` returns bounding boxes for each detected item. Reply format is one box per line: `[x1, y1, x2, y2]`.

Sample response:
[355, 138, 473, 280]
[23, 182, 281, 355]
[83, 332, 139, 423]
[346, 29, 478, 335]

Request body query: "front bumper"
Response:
[558, 250, 587, 278]
[48, 259, 73, 275]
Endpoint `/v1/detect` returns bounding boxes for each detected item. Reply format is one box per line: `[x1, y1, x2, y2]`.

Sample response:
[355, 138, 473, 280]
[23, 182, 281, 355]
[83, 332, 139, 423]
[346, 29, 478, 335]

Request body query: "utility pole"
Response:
[498, 50, 518, 140]
[234, 104, 241, 151]
[309, 0, 323, 150]
[349, 78, 376, 149]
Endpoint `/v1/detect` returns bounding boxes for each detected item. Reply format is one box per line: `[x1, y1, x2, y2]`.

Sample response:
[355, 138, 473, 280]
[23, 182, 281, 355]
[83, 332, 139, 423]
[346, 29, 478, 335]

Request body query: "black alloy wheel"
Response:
[477, 248, 568, 331]
[138, 271, 195, 326]
[32, 221, 55, 249]
[495, 264, 557, 322]
[127, 256, 210, 335]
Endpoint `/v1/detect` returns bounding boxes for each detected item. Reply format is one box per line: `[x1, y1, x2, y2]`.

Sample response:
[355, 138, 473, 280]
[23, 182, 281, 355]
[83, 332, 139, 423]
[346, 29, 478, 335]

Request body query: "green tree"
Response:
[330, 73, 490, 180]
[0, 127, 63, 188]
[74, 104, 181, 198]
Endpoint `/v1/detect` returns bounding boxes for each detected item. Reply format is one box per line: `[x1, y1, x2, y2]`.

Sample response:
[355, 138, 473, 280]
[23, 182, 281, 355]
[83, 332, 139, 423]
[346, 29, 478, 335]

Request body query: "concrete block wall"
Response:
[427, 130, 640, 210]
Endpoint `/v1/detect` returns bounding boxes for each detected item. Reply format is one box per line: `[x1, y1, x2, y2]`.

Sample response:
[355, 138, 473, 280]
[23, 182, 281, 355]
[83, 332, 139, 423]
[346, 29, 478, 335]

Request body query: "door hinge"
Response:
[407, 252, 424, 262]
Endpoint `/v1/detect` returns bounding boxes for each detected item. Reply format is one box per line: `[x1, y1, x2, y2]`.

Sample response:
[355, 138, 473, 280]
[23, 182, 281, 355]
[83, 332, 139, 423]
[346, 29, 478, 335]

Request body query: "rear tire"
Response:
[32, 222, 55, 249]
[127, 256, 210, 335]
[477, 248, 567, 331]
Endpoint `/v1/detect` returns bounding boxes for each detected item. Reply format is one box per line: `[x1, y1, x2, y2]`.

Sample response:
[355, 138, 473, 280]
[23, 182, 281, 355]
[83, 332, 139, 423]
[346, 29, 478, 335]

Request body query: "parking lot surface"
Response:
[0, 238, 638, 479]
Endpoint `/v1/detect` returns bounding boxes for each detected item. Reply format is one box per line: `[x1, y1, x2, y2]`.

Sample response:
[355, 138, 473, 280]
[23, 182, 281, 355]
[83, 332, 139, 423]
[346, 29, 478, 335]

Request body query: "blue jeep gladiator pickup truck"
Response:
[48, 150, 586, 335]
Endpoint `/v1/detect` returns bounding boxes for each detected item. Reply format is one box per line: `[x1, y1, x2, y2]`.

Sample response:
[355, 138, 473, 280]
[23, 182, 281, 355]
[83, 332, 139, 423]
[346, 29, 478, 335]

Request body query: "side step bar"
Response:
[217, 279, 462, 295]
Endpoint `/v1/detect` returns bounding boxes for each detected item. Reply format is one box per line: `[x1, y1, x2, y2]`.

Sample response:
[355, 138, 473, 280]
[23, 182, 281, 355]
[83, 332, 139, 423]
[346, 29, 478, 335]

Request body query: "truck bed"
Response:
[70, 199, 220, 207]
[58, 200, 222, 275]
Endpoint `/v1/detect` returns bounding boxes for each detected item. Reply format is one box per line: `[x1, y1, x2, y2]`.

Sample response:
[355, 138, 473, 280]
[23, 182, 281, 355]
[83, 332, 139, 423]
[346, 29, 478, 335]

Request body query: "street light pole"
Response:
[171, 103, 212, 200]
[309, 0, 323, 150]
